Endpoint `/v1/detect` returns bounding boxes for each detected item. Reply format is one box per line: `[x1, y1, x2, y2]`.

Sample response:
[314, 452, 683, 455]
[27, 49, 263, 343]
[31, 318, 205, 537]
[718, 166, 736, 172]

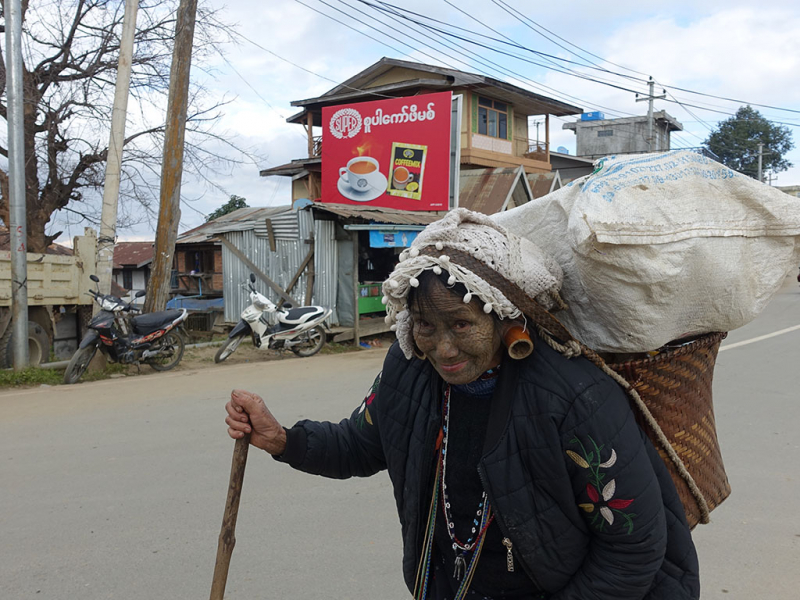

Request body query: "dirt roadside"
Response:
[154, 331, 393, 373]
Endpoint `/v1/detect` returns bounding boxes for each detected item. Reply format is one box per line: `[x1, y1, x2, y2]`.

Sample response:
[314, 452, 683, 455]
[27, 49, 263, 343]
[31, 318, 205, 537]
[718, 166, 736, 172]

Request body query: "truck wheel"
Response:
[0, 321, 52, 368]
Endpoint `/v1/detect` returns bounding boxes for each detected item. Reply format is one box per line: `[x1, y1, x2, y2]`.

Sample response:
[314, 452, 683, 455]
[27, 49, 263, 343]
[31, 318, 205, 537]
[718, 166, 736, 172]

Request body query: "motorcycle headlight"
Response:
[101, 298, 121, 311]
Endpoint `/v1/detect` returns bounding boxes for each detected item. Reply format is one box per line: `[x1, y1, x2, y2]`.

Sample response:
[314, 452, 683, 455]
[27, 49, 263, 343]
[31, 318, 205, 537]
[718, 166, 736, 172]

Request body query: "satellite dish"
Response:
[556, 146, 569, 155]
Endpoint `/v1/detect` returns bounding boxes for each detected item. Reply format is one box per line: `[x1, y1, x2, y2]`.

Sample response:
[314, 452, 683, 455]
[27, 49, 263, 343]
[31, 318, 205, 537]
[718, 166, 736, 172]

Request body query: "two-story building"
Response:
[261, 57, 582, 212]
[247, 58, 584, 342]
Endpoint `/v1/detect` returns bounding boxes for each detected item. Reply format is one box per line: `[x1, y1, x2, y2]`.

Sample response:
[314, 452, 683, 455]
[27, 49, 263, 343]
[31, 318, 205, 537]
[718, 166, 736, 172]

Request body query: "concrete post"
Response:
[97, 0, 140, 307]
[757, 142, 764, 183]
[647, 77, 654, 152]
[5, 0, 29, 369]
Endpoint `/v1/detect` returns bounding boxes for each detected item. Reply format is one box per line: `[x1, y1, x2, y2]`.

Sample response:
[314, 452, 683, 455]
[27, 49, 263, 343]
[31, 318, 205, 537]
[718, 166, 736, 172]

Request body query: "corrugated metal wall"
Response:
[222, 212, 339, 325]
[253, 211, 301, 240]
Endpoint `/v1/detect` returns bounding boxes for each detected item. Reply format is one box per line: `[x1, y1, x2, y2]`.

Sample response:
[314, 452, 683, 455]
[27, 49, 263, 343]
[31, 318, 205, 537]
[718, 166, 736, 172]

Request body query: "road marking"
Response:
[719, 323, 800, 352]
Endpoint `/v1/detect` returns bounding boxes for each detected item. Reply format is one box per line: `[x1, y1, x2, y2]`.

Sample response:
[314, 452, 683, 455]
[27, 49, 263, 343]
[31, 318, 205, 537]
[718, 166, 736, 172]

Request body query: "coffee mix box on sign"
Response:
[387, 143, 427, 200]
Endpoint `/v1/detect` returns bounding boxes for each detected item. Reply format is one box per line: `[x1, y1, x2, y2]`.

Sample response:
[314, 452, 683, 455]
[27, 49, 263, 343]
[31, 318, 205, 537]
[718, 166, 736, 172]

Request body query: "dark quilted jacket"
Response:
[278, 340, 700, 599]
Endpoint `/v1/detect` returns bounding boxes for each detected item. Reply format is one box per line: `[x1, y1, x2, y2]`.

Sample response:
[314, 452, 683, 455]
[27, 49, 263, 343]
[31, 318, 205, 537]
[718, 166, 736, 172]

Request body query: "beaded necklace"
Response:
[413, 382, 498, 600]
[441, 385, 495, 583]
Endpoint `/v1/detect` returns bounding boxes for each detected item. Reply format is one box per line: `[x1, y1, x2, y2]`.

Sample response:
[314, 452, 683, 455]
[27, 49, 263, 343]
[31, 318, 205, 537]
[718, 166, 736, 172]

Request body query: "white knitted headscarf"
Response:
[382, 208, 563, 359]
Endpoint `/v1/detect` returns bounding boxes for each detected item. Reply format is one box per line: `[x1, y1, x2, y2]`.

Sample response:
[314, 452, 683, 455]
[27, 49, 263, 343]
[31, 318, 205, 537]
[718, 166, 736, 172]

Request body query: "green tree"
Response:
[206, 195, 248, 222]
[705, 106, 794, 180]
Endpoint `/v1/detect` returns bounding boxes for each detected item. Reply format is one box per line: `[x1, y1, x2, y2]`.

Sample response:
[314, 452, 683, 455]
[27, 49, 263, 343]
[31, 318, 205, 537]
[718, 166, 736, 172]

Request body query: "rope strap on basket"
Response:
[432, 248, 712, 525]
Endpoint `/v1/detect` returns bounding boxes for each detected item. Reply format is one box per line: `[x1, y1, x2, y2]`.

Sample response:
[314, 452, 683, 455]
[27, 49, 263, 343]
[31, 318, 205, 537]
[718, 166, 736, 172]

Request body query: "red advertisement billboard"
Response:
[321, 91, 452, 211]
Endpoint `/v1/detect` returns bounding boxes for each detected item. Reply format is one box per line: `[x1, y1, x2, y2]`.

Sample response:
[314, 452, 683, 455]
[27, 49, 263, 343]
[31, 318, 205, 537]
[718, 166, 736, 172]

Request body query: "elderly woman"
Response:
[225, 209, 699, 600]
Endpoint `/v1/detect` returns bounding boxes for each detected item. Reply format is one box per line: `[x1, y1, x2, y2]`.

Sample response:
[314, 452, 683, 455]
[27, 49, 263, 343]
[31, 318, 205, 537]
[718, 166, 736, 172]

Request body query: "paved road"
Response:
[1, 277, 799, 599]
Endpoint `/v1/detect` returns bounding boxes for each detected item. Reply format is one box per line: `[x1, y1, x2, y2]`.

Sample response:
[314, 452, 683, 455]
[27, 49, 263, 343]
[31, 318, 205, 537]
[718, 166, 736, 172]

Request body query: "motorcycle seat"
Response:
[281, 306, 319, 324]
[132, 310, 183, 335]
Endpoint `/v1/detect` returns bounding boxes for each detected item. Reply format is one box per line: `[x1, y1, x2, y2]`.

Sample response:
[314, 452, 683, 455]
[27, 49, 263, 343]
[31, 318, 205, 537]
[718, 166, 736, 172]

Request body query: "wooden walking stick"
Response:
[209, 433, 250, 600]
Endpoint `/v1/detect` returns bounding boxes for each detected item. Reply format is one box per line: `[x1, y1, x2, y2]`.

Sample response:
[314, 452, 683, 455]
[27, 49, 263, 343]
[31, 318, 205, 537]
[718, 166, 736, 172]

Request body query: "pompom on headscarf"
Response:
[382, 208, 563, 359]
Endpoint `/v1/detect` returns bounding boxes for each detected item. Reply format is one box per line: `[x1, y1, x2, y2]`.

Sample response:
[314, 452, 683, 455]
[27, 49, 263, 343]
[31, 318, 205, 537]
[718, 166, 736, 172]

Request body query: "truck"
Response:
[0, 229, 97, 367]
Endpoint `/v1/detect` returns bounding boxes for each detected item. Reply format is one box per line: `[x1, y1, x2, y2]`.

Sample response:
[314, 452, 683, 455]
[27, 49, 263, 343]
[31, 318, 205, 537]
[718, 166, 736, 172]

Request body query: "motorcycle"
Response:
[214, 273, 332, 363]
[63, 275, 189, 384]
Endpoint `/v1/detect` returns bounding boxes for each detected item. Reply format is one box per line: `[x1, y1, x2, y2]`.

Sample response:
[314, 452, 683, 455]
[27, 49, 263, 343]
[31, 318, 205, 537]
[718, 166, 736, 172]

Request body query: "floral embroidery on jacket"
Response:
[356, 372, 381, 429]
[567, 436, 636, 533]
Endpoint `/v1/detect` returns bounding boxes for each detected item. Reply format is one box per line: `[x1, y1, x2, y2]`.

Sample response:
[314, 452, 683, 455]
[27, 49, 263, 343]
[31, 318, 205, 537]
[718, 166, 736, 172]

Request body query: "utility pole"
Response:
[5, 0, 29, 369]
[144, 0, 198, 313]
[757, 142, 764, 183]
[96, 0, 140, 307]
[635, 77, 667, 152]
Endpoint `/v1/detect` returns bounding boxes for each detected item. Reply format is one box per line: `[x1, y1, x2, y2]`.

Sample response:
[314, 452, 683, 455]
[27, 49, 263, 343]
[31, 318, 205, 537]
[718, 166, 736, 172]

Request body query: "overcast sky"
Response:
[105, 0, 800, 241]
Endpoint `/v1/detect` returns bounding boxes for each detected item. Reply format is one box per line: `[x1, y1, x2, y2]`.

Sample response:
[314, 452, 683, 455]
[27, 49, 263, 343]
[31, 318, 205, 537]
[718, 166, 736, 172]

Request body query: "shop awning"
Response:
[310, 203, 447, 227]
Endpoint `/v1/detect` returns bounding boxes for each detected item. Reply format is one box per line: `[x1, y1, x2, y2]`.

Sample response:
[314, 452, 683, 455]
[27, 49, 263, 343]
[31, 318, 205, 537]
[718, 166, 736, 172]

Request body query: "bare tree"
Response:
[0, 0, 252, 252]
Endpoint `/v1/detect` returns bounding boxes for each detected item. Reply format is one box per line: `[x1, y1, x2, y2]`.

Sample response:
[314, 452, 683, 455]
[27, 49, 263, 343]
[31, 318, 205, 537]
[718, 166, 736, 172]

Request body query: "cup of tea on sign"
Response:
[339, 156, 383, 193]
[392, 166, 415, 190]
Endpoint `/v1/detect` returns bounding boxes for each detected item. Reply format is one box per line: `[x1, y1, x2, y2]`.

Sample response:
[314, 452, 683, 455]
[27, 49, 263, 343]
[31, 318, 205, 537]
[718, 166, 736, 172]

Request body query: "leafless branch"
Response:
[2, 0, 248, 251]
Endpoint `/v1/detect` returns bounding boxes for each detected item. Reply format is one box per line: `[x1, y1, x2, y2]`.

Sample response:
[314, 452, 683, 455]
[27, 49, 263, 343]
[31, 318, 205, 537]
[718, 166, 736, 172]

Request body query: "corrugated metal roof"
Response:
[526, 172, 579, 199]
[260, 157, 321, 177]
[292, 58, 582, 118]
[526, 172, 560, 199]
[112, 241, 154, 268]
[310, 203, 447, 226]
[458, 167, 528, 215]
[176, 206, 295, 244]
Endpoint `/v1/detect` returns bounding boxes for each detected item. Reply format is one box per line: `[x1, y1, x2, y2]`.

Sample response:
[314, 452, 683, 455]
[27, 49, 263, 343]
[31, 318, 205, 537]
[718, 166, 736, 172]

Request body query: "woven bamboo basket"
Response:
[427, 248, 732, 529]
[608, 333, 731, 529]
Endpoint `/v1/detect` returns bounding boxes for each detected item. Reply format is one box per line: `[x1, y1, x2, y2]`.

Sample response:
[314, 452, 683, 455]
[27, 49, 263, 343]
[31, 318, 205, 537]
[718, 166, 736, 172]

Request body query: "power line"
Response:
[346, 0, 699, 149]
[216, 52, 308, 142]
[229, 28, 398, 99]
[232, 1, 799, 149]
[366, 0, 649, 86]
[343, 0, 714, 145]
[492, 0, 800, 116]
[364, 0, 800, 126]
[338, 0, 635, 118]
[234, 1, 707, 148]
[286, 0, 800, 133]
[491, 0, 650, 78]
[359, 0, 651, 97]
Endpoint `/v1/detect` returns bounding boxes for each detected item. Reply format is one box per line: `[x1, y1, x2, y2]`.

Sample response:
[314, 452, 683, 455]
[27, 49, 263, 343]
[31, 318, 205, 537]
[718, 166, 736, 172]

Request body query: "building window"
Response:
[477, 96, 508, 139]
[597, 130, 614, 137]
[122, 269, 133, 290]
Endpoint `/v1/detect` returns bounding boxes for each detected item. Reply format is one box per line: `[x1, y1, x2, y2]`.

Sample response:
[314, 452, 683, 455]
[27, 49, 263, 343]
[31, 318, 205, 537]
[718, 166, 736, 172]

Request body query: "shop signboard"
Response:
[322, 91, 452, 211]
[368, 230, 419, 248]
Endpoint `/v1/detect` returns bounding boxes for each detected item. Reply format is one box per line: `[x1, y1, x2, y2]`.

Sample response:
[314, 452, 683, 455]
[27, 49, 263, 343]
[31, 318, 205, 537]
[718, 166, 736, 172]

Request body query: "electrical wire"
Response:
[231, 2, 701, 150]
[228, 28, 399, 99]
[361, 0, 800, 126]
[335, 0, 635, 118]
[230, 0, 797, 169]
[356, 0, 652, 97]
[491, 0, 650, 77]
[331, 0, 708, 145]
[216, 52, 308, 142]
[493, 0, 800, 116]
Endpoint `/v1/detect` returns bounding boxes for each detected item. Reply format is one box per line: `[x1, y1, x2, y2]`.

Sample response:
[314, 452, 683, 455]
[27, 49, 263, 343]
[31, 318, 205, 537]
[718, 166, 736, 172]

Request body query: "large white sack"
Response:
[493, 150, 800, 353]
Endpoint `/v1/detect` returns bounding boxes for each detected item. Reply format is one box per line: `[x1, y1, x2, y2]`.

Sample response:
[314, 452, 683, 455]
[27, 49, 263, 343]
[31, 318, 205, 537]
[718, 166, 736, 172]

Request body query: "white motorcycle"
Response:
[215, 274, 332, 363]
